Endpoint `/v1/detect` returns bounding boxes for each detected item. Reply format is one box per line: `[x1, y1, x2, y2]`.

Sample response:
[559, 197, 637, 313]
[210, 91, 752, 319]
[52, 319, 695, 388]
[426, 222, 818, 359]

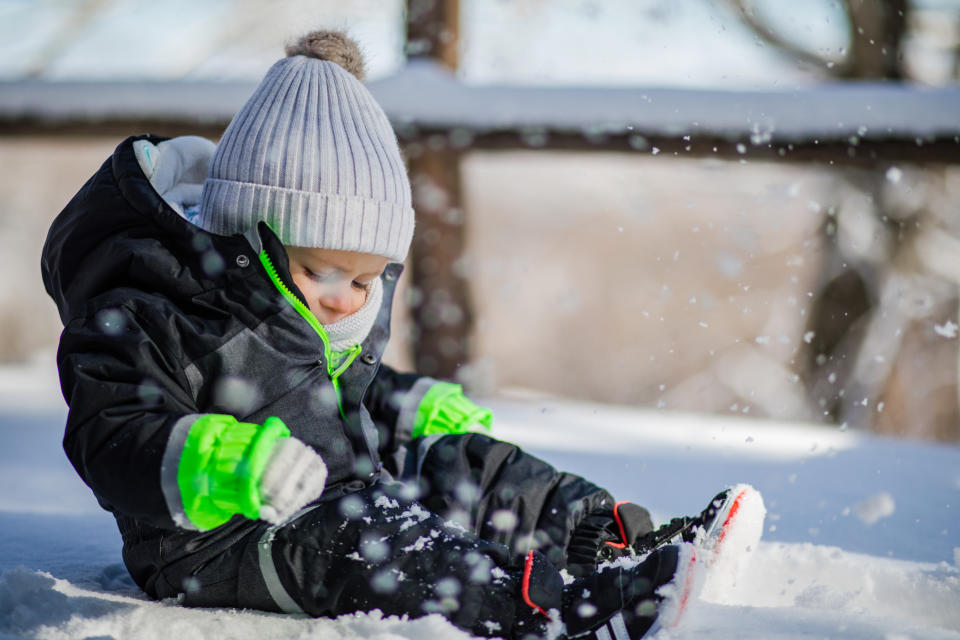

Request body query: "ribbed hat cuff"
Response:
[198, 178, 414, 263]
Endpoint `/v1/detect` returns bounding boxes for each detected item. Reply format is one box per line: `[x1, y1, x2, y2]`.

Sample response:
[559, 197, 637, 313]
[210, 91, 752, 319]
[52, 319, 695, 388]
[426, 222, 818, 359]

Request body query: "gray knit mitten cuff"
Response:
[258, 437, 328, 524]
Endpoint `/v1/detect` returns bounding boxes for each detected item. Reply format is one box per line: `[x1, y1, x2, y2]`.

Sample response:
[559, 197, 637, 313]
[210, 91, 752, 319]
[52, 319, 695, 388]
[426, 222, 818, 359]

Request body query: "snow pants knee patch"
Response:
[410, 433, 616, 569]
[263, 484, 556, 639]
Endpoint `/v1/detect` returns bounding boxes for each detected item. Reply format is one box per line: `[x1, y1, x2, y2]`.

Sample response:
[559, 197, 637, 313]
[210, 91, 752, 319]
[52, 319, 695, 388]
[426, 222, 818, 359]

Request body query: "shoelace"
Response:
[631, 517, 696, 553]
[632, 489, 733, 554]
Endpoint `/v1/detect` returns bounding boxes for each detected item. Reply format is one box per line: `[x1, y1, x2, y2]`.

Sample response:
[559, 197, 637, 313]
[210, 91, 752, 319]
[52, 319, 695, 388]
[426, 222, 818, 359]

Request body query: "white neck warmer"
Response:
[323, 276, 383, 352]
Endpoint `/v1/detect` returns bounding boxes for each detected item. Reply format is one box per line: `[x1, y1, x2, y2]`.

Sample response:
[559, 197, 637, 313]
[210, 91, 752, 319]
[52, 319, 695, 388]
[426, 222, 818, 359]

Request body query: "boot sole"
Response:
[699, 484, 765, 562]
[698, 484, 766, 599]
[647, 542, 704, 634]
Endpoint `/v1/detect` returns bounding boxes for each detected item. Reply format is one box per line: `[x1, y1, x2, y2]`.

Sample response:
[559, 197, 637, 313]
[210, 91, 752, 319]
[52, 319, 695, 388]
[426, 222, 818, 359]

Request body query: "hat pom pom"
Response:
[285, 30, 366, 81]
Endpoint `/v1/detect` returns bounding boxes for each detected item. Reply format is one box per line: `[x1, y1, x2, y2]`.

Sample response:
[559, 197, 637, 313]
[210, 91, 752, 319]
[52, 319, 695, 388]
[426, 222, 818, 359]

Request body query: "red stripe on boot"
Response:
[716, 489, 746, 546]
[676, 547, 698, 619]
[612, 501, 631, 547]
[521, 551, 552, 618]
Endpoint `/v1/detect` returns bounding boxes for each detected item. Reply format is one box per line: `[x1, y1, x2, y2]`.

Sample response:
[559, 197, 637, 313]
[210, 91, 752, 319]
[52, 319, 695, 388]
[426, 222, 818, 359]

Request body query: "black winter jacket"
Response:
[41, 135, 429, 540]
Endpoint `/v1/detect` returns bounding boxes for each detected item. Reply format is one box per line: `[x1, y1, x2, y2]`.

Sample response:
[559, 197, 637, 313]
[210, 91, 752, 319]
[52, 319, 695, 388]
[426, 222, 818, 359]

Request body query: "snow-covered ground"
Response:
[1, 365, 958, 640]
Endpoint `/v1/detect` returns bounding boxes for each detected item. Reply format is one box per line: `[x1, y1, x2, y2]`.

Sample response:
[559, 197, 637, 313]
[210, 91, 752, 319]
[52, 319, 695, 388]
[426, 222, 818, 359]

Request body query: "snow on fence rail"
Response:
[2, 60, 959, 161]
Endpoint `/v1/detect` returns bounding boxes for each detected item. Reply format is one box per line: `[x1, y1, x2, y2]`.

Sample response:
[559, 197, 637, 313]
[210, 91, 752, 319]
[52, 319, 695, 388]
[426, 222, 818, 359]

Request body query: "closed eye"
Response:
[305, 268, 336, 283]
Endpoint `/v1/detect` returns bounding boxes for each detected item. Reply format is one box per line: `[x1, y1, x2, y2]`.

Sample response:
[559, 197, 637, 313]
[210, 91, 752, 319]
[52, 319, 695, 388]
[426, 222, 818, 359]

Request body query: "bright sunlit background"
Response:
[2, 0, 959, 86]
[2, 0, 960, 442]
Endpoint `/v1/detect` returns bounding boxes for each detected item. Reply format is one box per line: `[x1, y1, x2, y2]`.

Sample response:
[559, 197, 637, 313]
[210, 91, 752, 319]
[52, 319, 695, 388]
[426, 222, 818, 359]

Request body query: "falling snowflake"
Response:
[853, 492, 895, 526]
[934, 321, 958, 339]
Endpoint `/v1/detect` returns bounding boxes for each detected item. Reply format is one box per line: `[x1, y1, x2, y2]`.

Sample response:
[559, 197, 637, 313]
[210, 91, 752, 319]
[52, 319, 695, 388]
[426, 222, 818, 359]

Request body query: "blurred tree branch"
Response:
[725, 0, 908, 80]
[727, 0, 843, 74]
[726, 2, 960, 441]
[24, 0, 115, 79]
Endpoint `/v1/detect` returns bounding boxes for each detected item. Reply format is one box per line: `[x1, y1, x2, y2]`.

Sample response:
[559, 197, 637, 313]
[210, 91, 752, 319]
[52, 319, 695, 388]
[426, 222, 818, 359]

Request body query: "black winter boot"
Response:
[562, 543, 702, 639]
[632, 485, 764, 564]
[632, 489, 736, 552]
[567, 502, 652, 577]
[567, 485, 764, 576]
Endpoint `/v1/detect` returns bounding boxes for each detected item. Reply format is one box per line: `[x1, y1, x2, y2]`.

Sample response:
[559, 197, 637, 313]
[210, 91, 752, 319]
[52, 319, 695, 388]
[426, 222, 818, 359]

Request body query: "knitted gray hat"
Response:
[198, 31, 414, 263]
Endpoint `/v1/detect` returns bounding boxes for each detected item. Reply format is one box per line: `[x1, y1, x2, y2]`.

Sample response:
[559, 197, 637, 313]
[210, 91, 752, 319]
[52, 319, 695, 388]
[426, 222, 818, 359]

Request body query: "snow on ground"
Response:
[1, 364, 959, 640]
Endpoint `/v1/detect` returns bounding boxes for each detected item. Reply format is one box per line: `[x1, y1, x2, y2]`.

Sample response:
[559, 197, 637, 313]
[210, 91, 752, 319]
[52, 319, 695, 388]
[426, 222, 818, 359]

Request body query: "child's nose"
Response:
[318, 285, 353, 314]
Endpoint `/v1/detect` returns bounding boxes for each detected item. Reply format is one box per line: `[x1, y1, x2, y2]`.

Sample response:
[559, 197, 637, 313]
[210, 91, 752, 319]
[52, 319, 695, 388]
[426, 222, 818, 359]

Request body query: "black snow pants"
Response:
[121, 434, 639, 639]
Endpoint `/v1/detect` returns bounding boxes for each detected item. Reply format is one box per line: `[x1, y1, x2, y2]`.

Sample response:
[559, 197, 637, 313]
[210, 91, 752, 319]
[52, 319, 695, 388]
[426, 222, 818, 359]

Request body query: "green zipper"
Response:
[258, 250, 361, 418]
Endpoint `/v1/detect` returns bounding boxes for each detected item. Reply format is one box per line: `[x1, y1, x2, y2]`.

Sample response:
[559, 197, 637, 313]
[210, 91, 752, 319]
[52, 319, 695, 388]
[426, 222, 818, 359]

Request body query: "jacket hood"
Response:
[41, 135, 262, 325]
[43, 136, 167, 323]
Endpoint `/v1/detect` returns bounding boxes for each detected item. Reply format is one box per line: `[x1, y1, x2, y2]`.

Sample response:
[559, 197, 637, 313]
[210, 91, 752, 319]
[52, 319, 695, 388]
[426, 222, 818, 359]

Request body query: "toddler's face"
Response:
[283, 246, 388, 325]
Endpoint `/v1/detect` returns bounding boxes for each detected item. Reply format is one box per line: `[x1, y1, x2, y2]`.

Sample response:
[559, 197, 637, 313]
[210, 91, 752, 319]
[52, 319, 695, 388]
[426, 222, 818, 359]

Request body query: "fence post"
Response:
[404, 0, 472, 380]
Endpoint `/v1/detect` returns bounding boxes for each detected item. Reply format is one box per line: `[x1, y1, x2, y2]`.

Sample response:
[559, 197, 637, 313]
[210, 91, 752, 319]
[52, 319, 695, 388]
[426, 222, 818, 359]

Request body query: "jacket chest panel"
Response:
[183, 322, 322, 417]
[181, 316, 382, 477]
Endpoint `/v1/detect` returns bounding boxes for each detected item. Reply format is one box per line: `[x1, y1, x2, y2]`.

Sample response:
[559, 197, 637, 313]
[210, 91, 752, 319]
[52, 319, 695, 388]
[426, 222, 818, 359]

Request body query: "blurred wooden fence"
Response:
[2, 3, 960, 439]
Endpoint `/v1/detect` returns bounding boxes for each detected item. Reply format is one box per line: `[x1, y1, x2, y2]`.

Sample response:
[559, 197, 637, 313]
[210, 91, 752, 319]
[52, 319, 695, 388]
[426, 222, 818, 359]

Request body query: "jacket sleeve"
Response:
[57, 301, 289, 532]
[57, 301, 198, 530]
[365, 364, 493, 454]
